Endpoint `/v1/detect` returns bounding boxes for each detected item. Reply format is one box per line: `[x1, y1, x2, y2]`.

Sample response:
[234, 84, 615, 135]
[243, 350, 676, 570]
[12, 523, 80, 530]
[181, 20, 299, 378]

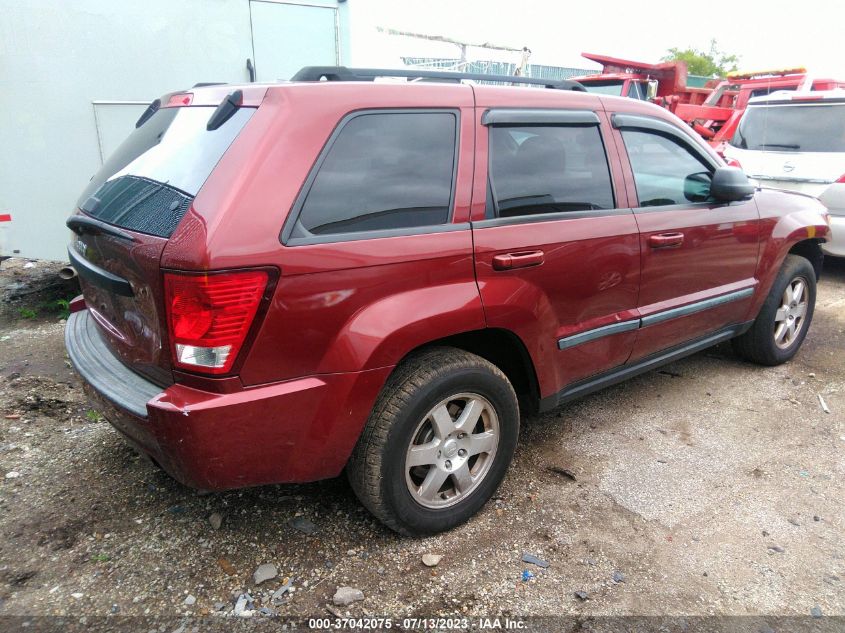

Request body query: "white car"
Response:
[723, 90, 845, 257]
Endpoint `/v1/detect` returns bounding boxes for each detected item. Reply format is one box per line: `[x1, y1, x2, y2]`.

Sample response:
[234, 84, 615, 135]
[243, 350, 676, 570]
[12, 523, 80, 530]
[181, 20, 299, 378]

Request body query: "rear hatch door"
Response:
[69, 100, 256, 385]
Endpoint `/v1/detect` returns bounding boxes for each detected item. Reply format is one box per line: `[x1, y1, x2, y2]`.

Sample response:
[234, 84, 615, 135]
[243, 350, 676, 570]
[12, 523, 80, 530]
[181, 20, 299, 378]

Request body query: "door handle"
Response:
[648, 232, 684, 249]
[246, 58, 256, 82]
[492, 250, 545, 271]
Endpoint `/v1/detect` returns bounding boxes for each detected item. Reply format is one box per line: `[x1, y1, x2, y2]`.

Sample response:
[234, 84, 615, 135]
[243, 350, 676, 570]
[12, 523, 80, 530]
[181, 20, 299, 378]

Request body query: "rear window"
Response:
[488, 125, 615, 217]
[76, 106, 255, 237]
[730, 102, 845, 152]
[291, 111, 457, 239]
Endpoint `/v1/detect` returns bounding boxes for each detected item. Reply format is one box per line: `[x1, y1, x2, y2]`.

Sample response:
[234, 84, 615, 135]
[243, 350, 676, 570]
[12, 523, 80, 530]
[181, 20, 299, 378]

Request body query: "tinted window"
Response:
[77, 106, 255, 237]
[488, 125, 614, 217]
[580, 81, 625, 96]
[731, 103, 845, 152]
[294, 112, 456, 237]
[621, 130, 713, 207]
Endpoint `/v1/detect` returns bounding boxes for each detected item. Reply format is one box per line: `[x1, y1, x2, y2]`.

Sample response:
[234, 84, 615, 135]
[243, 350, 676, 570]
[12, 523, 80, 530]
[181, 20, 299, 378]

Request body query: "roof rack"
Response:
[291, 66, 586, 92]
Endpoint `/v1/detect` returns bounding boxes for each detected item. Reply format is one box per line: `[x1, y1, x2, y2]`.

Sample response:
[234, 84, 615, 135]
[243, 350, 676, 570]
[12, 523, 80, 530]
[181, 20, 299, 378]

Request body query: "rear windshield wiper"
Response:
[758, 143, 800, 149]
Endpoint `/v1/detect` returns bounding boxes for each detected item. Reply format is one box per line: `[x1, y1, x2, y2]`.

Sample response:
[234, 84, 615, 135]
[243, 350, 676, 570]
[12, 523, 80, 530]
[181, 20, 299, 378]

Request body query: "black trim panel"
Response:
[472, 207, 632, 230]
[482, 109, 600, 126]
[540, 321, 754, 412]
[555, 287, 755, 351]
[285, 222, 471, 246]
[558, 319, 639, 350]
[640, 287, 755, 327]
[67, 248, 134, 297]
[67, 215, 137, 243]
[65, 310, 161, 418]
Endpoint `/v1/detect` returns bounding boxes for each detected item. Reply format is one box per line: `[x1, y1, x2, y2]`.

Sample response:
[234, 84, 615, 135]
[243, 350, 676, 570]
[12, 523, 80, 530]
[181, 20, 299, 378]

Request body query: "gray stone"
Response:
[209, 513, 223, 530]
[183, 594, 196, 606]
[422, 554, 443, 567]
[612, 571, 625, 583]
[333, 586, 364, 606]
[521, 553, 550, 568]
[234, 593, 254, 616]
[253, 563, 278, 585]
[271, 579, 293, 604]
[810, 606, 823, 618]
[289, 516, 318, 535]
[574, 590, 588, 601]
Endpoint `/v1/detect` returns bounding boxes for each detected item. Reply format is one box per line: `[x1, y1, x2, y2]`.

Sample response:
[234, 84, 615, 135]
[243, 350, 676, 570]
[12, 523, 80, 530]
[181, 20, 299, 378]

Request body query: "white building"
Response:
[0, 0, 352, 261]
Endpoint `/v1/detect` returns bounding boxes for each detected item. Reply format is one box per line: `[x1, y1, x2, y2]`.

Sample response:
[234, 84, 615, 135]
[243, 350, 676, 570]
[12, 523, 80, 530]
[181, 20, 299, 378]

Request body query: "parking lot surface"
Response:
[0, 258, 843, 621]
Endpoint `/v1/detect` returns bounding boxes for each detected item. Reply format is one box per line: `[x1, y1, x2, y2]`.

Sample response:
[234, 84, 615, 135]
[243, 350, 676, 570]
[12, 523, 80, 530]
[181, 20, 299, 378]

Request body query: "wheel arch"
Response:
[398, 328, 542, 414]
[788, 239, 825, 280]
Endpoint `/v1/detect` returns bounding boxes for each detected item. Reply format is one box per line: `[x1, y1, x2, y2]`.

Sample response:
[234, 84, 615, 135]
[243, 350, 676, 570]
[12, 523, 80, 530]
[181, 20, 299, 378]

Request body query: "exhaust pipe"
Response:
[59, 266, 78, 280]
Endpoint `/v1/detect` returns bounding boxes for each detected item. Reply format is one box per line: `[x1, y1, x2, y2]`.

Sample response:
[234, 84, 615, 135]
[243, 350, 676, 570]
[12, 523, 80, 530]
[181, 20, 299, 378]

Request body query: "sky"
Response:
[349, 0, 845, 77]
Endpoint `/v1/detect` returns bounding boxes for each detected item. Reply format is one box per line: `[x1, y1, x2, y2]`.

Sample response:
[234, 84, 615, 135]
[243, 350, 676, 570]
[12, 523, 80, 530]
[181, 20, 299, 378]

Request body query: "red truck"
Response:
[574, 54, 845, 148]
[675, 69, 845, 149]
[571, 52, 717, 106]
[65, 66, 830, 535]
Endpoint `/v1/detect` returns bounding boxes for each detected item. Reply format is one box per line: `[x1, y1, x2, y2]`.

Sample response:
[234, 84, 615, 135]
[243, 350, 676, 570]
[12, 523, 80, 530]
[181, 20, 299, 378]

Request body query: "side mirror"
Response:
[646, 79, 659, 100]
[711, 166, 754, 202]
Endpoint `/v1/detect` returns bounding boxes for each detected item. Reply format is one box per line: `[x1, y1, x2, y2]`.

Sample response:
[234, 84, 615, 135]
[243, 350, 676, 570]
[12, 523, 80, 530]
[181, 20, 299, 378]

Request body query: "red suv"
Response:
[65, 67, 830, 535]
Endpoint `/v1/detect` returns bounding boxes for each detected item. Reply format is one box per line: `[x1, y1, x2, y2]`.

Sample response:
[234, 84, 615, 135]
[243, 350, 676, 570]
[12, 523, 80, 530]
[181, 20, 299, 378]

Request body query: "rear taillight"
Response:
[725, 157, 743, 169]
[836, 173, 845, 183]
[164, 270, 268, 375]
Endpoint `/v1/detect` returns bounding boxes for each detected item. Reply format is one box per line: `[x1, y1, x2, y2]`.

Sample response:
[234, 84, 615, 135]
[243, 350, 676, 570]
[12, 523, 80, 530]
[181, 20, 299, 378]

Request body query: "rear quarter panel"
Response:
[164, 83, 484, 385]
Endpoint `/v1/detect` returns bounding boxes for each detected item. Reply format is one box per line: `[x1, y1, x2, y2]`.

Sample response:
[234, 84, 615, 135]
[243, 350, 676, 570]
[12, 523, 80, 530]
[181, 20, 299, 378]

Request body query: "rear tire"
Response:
[732, 254, 816, 366]
[347, 347, 519, 536]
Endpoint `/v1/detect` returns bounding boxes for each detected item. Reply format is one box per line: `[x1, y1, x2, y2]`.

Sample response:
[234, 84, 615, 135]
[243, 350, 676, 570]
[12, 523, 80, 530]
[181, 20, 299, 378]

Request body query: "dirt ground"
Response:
[0, 256, 843, 628]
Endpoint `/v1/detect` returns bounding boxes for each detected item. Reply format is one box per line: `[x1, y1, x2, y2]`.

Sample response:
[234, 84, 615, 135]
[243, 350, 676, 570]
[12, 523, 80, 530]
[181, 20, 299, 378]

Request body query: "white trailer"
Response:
[0, 0, 351, 261]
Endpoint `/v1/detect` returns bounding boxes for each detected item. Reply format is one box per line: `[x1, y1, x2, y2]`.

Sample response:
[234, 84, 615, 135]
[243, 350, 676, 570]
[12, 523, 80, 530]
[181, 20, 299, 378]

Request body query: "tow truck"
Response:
[572, 53, 845, 148]
[674, 69, 845, 149]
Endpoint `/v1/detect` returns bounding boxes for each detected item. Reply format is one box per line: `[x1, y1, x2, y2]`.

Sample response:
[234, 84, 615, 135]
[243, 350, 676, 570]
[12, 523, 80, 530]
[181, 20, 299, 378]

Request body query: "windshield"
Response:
[626, 81, 649, 100]
[76, 106, 255, 237]
[580, 80, 626, 97]
[731, 102, 845, 152]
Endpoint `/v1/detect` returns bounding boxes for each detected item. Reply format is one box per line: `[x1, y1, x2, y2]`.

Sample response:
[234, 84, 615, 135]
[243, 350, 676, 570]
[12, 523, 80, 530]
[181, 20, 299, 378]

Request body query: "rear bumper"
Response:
[66, 310, 390, 490]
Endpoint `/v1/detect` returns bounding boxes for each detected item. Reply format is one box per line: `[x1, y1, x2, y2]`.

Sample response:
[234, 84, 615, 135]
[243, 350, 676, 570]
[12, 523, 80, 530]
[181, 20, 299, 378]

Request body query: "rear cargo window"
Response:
[76, 106, 255, 237]
[731, 103, 845, 152]
[291, 111, 457, 239]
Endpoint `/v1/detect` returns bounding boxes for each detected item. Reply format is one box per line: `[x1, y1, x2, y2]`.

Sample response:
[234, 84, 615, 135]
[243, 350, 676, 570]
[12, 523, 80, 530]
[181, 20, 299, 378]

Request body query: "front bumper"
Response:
[66, 310, 390, 490]
[822, 213, 845, 257]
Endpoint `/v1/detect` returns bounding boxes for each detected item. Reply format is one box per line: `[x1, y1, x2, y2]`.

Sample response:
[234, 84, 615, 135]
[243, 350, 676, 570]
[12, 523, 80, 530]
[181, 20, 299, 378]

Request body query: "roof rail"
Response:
[290, 66, 587, 92]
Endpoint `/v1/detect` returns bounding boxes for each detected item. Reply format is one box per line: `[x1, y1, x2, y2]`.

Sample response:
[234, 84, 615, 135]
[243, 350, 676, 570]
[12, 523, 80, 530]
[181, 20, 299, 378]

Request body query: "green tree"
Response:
[662, 39, 740, 77]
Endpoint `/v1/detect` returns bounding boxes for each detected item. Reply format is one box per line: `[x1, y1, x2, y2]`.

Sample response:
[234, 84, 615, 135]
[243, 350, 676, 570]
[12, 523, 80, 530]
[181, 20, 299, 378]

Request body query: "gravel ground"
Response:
[0, 256, 843, 627]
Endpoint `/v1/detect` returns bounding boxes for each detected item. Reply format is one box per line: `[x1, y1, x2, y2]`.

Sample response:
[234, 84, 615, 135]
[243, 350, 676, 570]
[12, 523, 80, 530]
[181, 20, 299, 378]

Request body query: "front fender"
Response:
[748, 189, 829, 318]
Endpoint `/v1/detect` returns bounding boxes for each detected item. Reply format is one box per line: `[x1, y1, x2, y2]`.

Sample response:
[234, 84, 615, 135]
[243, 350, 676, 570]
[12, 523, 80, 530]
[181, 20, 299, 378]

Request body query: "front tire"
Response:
[732, 254, 816, 365]
[347, 347, 519, 536]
